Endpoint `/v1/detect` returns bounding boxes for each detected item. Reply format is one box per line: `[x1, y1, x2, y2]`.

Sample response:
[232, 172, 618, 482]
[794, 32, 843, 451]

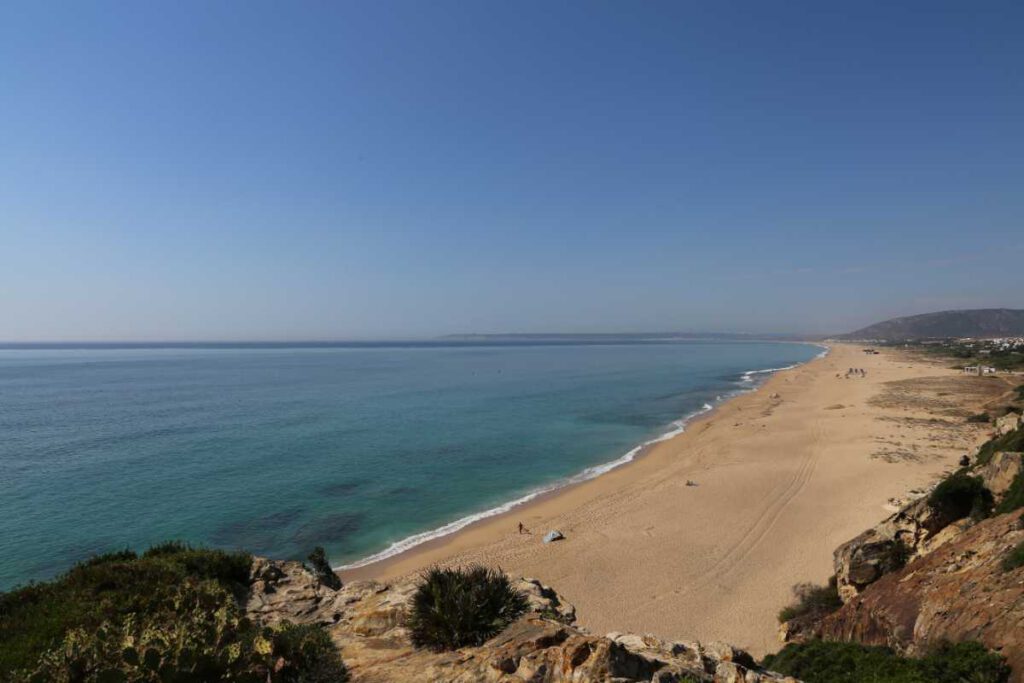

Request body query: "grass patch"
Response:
[0, 542, 346, 681]
[977, 425, 1024, 466]
[995, 458, 1024, 515]
[777, 577, 842, 623]
[763, 640, 1010, 683]
[408, 565, 528, 651]
[1003, 540, 1024, 572]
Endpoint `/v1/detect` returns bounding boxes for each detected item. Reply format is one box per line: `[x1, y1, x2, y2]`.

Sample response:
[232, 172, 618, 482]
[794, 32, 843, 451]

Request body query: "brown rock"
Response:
[978, 451, 1024, 502]
[996, 413, 1023, 436]
[323, 575, 796, 682]
[799, 512, 1024, 682]
[833, 495, 964, 601]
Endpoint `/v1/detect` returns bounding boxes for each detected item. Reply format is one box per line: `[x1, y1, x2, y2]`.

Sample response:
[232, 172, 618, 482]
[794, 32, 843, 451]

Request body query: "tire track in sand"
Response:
[627, 407, 824, 617]
[694, 413, 825, 592]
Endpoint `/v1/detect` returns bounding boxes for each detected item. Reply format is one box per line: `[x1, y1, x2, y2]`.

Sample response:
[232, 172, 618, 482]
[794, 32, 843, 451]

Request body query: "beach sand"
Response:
[342, 343, 1014, 656]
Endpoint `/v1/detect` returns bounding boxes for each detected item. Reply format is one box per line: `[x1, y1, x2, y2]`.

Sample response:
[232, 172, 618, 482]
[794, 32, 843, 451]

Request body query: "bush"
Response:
[777, 577, 842, 623]
[928, 473, 993, 521]
[307, 546, 342, 590]
[967, 412, 991, 424]
[408, 565, 528, 651]
[22, 580, 347, 682]
[762, 640, 1010, 683]
[142, 541, 253, 588]
[994, 455, 1024, 515]
[882, 538, 912, 572]
[269, 622, 349, 682]
[0, 541, 347, 681]
[1003, 540, 1024, 572]
[976, 424, 1024, 466]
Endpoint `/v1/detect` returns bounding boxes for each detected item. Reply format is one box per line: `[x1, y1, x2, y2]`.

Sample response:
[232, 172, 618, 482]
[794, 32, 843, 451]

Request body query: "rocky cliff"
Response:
[799, 511, 1024, 679]
[781, 419, 1024, 680]
[245, 558, 799, 682]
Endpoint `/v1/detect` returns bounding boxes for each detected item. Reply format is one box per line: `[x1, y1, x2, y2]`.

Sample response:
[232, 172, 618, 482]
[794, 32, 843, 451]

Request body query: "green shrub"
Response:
[1003, 540, 1024, 572]
[0, 541, 345, 681]
[994, 455, 1024, 515]
[268, 622, 349, 682]
[21, 580, 347, 682]
[976, 425, 1024, 466]
[408, 565, 528, 651]
[777, 577, 842, 623]
[77, 549, 139, 567]
[928, 473, 993, 521]
[762, 640, 1010, 683]
[307, 547, 342, 590]
[882, 538, 912, 572]
[967, 412, 991, 424]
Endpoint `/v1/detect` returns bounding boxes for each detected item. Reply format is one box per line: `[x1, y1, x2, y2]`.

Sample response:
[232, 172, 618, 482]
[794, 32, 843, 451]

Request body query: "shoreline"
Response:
[338, 343, 827, 573]
[342, 343, 1007, 654]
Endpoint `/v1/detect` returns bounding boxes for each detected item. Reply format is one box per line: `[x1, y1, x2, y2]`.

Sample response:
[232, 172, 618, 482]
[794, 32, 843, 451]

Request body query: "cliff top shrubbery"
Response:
[1003, 538, 1024, 572]
[763, 640, 1010, 683]
[977, 424, 1024, 467]
[0, 543, 346, 682]
[996, 457, 1024, 515]
[777, 577, 842, 623]
[972, 423, 1024, 515]
[928, 472, 993, 521]
[408, 565, 528, 651]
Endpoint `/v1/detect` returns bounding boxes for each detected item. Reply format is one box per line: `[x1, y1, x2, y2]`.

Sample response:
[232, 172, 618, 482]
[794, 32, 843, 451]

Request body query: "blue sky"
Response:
[2, 1, 1022, 340]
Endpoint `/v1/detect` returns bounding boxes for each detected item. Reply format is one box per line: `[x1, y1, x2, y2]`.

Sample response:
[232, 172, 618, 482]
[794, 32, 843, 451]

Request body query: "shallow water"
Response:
[0, 340, 820, 590]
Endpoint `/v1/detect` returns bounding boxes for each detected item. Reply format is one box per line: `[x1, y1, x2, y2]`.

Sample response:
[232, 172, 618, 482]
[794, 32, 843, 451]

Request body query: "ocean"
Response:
[0, 340, 821, 590]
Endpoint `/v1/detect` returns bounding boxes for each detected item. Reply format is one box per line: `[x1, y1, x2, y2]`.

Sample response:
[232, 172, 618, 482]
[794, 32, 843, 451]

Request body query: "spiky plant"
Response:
[407, 565, 528, 651]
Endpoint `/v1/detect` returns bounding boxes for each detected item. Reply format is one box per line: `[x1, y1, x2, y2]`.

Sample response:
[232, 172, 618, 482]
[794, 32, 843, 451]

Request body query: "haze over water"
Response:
[0, 340, 820, 590]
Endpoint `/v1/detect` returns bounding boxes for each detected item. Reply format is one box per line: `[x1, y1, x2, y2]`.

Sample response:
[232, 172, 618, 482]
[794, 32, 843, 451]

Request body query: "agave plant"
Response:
[407, 565, 528, 651]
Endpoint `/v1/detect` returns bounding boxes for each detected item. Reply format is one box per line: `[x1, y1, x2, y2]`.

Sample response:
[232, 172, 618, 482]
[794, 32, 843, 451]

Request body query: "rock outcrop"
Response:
[246, 556, 349, 626]
[246, 558, 798, 682]
[833, 446, 1023, 602]
[832, 495, 962, 602]
[794, 511, 1024, 681]
[997, 413, 1023, 436]
[978, 451, 1024, 503]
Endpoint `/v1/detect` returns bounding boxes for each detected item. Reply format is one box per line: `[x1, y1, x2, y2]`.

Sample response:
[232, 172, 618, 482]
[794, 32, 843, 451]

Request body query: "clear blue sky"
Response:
[2, 1, 1022, 340]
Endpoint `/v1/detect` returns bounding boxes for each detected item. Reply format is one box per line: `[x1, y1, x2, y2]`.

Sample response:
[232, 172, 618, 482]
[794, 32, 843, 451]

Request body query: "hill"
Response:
[841, 309, 1024, 341]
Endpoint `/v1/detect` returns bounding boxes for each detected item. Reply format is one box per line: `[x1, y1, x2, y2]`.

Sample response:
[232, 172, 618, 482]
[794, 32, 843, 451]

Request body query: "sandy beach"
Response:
[342, 343, 1014, 656]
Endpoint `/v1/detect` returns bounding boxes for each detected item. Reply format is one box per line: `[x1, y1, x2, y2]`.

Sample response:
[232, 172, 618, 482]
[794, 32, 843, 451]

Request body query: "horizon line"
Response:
[0, 332, 824, 348]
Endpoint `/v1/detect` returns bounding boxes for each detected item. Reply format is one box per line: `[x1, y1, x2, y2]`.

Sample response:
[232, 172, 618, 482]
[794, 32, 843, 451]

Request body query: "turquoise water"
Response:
[0, 340, 820, 590]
